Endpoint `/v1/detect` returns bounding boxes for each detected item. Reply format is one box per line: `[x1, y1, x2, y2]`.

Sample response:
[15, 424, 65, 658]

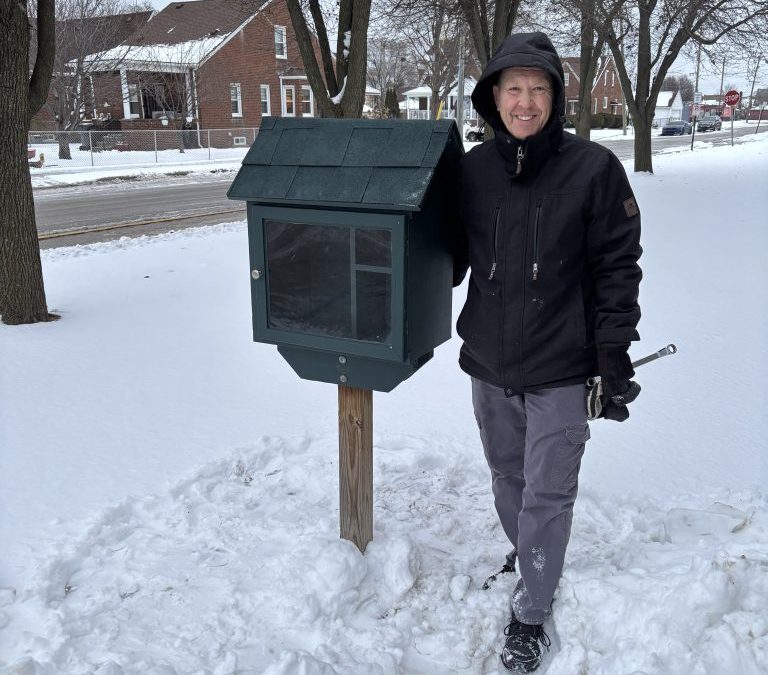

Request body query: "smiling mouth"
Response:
[516, 115, 535, 121]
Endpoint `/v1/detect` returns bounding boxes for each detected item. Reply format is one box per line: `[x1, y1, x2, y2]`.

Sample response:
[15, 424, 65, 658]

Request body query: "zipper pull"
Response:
[488, 262, 497, 281]
[532, 262, 538, 280]
[516, 146, 525, 175]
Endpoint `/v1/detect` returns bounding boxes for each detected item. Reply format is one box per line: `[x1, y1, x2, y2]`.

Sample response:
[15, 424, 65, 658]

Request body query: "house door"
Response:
[282, 85, 296, 117]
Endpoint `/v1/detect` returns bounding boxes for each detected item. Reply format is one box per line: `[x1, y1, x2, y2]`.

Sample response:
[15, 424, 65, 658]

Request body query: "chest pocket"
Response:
[465, 195, 504, 285]
[532, 190, 589, 282]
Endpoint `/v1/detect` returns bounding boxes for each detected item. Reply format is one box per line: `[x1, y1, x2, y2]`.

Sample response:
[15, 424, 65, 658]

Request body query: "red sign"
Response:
[724, 90, 741, 106]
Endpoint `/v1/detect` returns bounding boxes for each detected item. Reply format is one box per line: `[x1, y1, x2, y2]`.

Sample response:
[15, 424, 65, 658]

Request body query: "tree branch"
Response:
[28, 0, 56, 117]
[309, 0, 338, 94]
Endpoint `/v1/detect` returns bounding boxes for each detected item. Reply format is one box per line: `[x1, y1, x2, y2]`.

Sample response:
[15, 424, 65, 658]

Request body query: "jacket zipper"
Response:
[516, 145, 525, 175]
[532, 201, 542, 281]
[488, 206, 501, 281]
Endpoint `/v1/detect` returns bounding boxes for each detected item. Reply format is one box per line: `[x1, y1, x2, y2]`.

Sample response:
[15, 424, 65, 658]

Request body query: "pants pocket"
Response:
[550, 423, 590, 491]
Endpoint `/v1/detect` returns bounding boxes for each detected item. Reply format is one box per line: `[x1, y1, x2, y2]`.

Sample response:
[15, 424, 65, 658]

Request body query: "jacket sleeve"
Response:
[586, 151, 642, 348]
[452, 157, 469, 287]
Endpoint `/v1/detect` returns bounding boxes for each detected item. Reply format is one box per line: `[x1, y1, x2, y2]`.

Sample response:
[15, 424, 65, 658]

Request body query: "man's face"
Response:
[492, 68, 553, 140]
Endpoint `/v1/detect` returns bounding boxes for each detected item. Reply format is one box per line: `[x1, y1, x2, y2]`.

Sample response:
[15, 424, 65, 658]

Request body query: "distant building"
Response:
[654, 91, 683, 126]
[31, 10, 152, 130]
[62, 0, 317, 134]
[561, 55, 625, 119]
[402, 78, 479, 122]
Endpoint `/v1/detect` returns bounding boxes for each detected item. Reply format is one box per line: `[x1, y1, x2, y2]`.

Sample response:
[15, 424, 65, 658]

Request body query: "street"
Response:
[35, 123, 767, 248]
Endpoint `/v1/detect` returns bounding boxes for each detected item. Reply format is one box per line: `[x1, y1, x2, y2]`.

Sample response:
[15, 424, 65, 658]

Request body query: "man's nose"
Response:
[515, 91, 538, 105]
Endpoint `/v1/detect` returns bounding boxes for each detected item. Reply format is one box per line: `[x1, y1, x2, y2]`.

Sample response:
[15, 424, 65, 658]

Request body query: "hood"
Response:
[471, 32, 566, 133]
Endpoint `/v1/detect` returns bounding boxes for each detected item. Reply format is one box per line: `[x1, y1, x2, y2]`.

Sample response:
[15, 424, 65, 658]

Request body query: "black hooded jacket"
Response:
[454, 32, 642, 394]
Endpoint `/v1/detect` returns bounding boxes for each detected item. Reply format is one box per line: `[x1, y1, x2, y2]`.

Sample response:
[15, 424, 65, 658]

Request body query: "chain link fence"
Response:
[27, 128, 258, 171]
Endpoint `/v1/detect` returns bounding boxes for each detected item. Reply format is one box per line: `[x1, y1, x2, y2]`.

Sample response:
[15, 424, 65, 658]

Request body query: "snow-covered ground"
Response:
[28, 143, 249, 189]
[2, 134, 767, 674]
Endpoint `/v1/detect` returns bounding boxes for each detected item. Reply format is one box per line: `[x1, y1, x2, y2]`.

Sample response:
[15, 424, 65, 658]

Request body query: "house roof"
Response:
[404, 86, 433, 97]
[448, 77, 477, 97]
[84, 36, 229, 72]
[82, 0, 273, 72]
[228, 117, 464, 211]
[656, 91, 678, 108]
[31, 10, 151, 68]
[130, 0, 265, 46]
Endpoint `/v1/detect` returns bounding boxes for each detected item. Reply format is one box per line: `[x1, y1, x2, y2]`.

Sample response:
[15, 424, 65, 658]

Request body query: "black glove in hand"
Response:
[597, 347, 639, 422]
[601, 380, 641, 422]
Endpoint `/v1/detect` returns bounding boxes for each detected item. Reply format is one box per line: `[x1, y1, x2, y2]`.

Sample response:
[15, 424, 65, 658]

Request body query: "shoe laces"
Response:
[504, 618, 552, 650]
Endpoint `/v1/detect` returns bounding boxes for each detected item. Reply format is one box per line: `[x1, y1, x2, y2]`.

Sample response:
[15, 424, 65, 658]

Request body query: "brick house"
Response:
[30, 10, 152, 131]
[561, 55, 625, 119]
[80, 0, 315, 136]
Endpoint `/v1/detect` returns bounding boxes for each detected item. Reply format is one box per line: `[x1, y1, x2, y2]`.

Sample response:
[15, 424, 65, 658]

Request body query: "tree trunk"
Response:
[575, 9, 596, 140]
[58, 127, 72, 160]
[0, 1, 57, 324]
[632, 113, 653, 173]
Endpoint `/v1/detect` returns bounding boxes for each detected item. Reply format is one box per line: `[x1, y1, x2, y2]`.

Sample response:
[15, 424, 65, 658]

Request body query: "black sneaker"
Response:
[500, 615, 551, 673]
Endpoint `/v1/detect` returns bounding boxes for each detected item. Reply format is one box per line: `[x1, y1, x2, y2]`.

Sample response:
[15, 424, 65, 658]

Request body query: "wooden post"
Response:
[338, 385, 373, 553]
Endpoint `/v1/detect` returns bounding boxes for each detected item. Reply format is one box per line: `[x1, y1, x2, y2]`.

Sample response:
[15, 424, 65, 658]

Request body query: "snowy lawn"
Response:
[1, 134, 767, 674]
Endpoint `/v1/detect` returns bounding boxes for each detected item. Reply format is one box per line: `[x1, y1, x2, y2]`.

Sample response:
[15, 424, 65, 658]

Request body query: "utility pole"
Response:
[621, 35, 628, 135]
[691, 44, 701, 151]
[747, 54, 762, 123]
[456, 28, 465, 136]
[719, 58, 726, 106]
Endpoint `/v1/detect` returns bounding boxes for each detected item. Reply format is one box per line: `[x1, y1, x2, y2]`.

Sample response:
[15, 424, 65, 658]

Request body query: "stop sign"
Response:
[724, 90, 741, 106]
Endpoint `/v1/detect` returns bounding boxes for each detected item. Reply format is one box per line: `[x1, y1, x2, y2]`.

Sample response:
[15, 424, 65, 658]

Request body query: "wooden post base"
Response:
[338, 385, 373, 553]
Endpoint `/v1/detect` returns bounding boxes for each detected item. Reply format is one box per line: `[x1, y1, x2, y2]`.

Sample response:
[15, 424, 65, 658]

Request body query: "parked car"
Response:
[697, 115, 722, 132]
[464, 123, 485, 142]
[660, 120, 692, 136]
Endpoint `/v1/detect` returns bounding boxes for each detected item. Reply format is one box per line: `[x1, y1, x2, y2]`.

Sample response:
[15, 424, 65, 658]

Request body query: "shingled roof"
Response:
[228, 118, 464, 211]
[127, 0, 263, 46]
[81, 0, 272, 71]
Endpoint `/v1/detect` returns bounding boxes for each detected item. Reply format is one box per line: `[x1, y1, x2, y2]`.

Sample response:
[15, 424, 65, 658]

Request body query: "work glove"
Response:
[597, 347, 640, 422]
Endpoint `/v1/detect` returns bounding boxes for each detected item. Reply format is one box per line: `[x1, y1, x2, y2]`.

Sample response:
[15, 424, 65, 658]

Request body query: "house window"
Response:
[230, 83, 242, 117]
[594, 97, 598, 114]
[261, 84, 271, 116]
[603, 96, 608, 109]
[300, 85, 312, 116]
[275, 25, 287, 58]
[282, 85, 295, 116]
[128, 83, 141, 117]
[604, 71, 608, 85]
[233, 136, 247, 146]
[564, 72, 569, 86]
[611, 72, 615, 87]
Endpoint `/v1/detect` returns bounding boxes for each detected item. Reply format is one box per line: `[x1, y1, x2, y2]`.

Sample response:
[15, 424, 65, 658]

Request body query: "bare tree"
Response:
[457, 0, 526, 70]
[0, 0, 57, 325]
[545, 1, 605, 139]
[591, 0, 768, 172]
[385, 0, 468, 119]
[366, 36, 416, 96]
[286, 0, 372, 117]
[45, 0, 148, 160]
[662, 74, 694, 103]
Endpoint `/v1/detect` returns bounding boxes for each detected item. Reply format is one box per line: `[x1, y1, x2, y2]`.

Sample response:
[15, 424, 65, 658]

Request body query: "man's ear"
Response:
[492, 85, 500, 110]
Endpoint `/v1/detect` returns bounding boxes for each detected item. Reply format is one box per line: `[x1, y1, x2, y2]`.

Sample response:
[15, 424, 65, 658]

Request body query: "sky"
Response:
[1, 129, 767, 673]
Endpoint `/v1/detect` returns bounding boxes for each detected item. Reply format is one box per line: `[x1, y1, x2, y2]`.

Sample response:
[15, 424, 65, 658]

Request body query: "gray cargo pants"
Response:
[472, 377, 590, 625]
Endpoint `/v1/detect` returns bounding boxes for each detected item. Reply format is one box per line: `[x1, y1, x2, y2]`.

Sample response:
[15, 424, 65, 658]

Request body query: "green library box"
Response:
[228, 117, 463, 392]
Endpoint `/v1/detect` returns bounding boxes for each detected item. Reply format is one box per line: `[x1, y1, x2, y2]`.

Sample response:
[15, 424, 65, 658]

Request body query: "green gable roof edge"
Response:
[227, 118, 464, 211]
